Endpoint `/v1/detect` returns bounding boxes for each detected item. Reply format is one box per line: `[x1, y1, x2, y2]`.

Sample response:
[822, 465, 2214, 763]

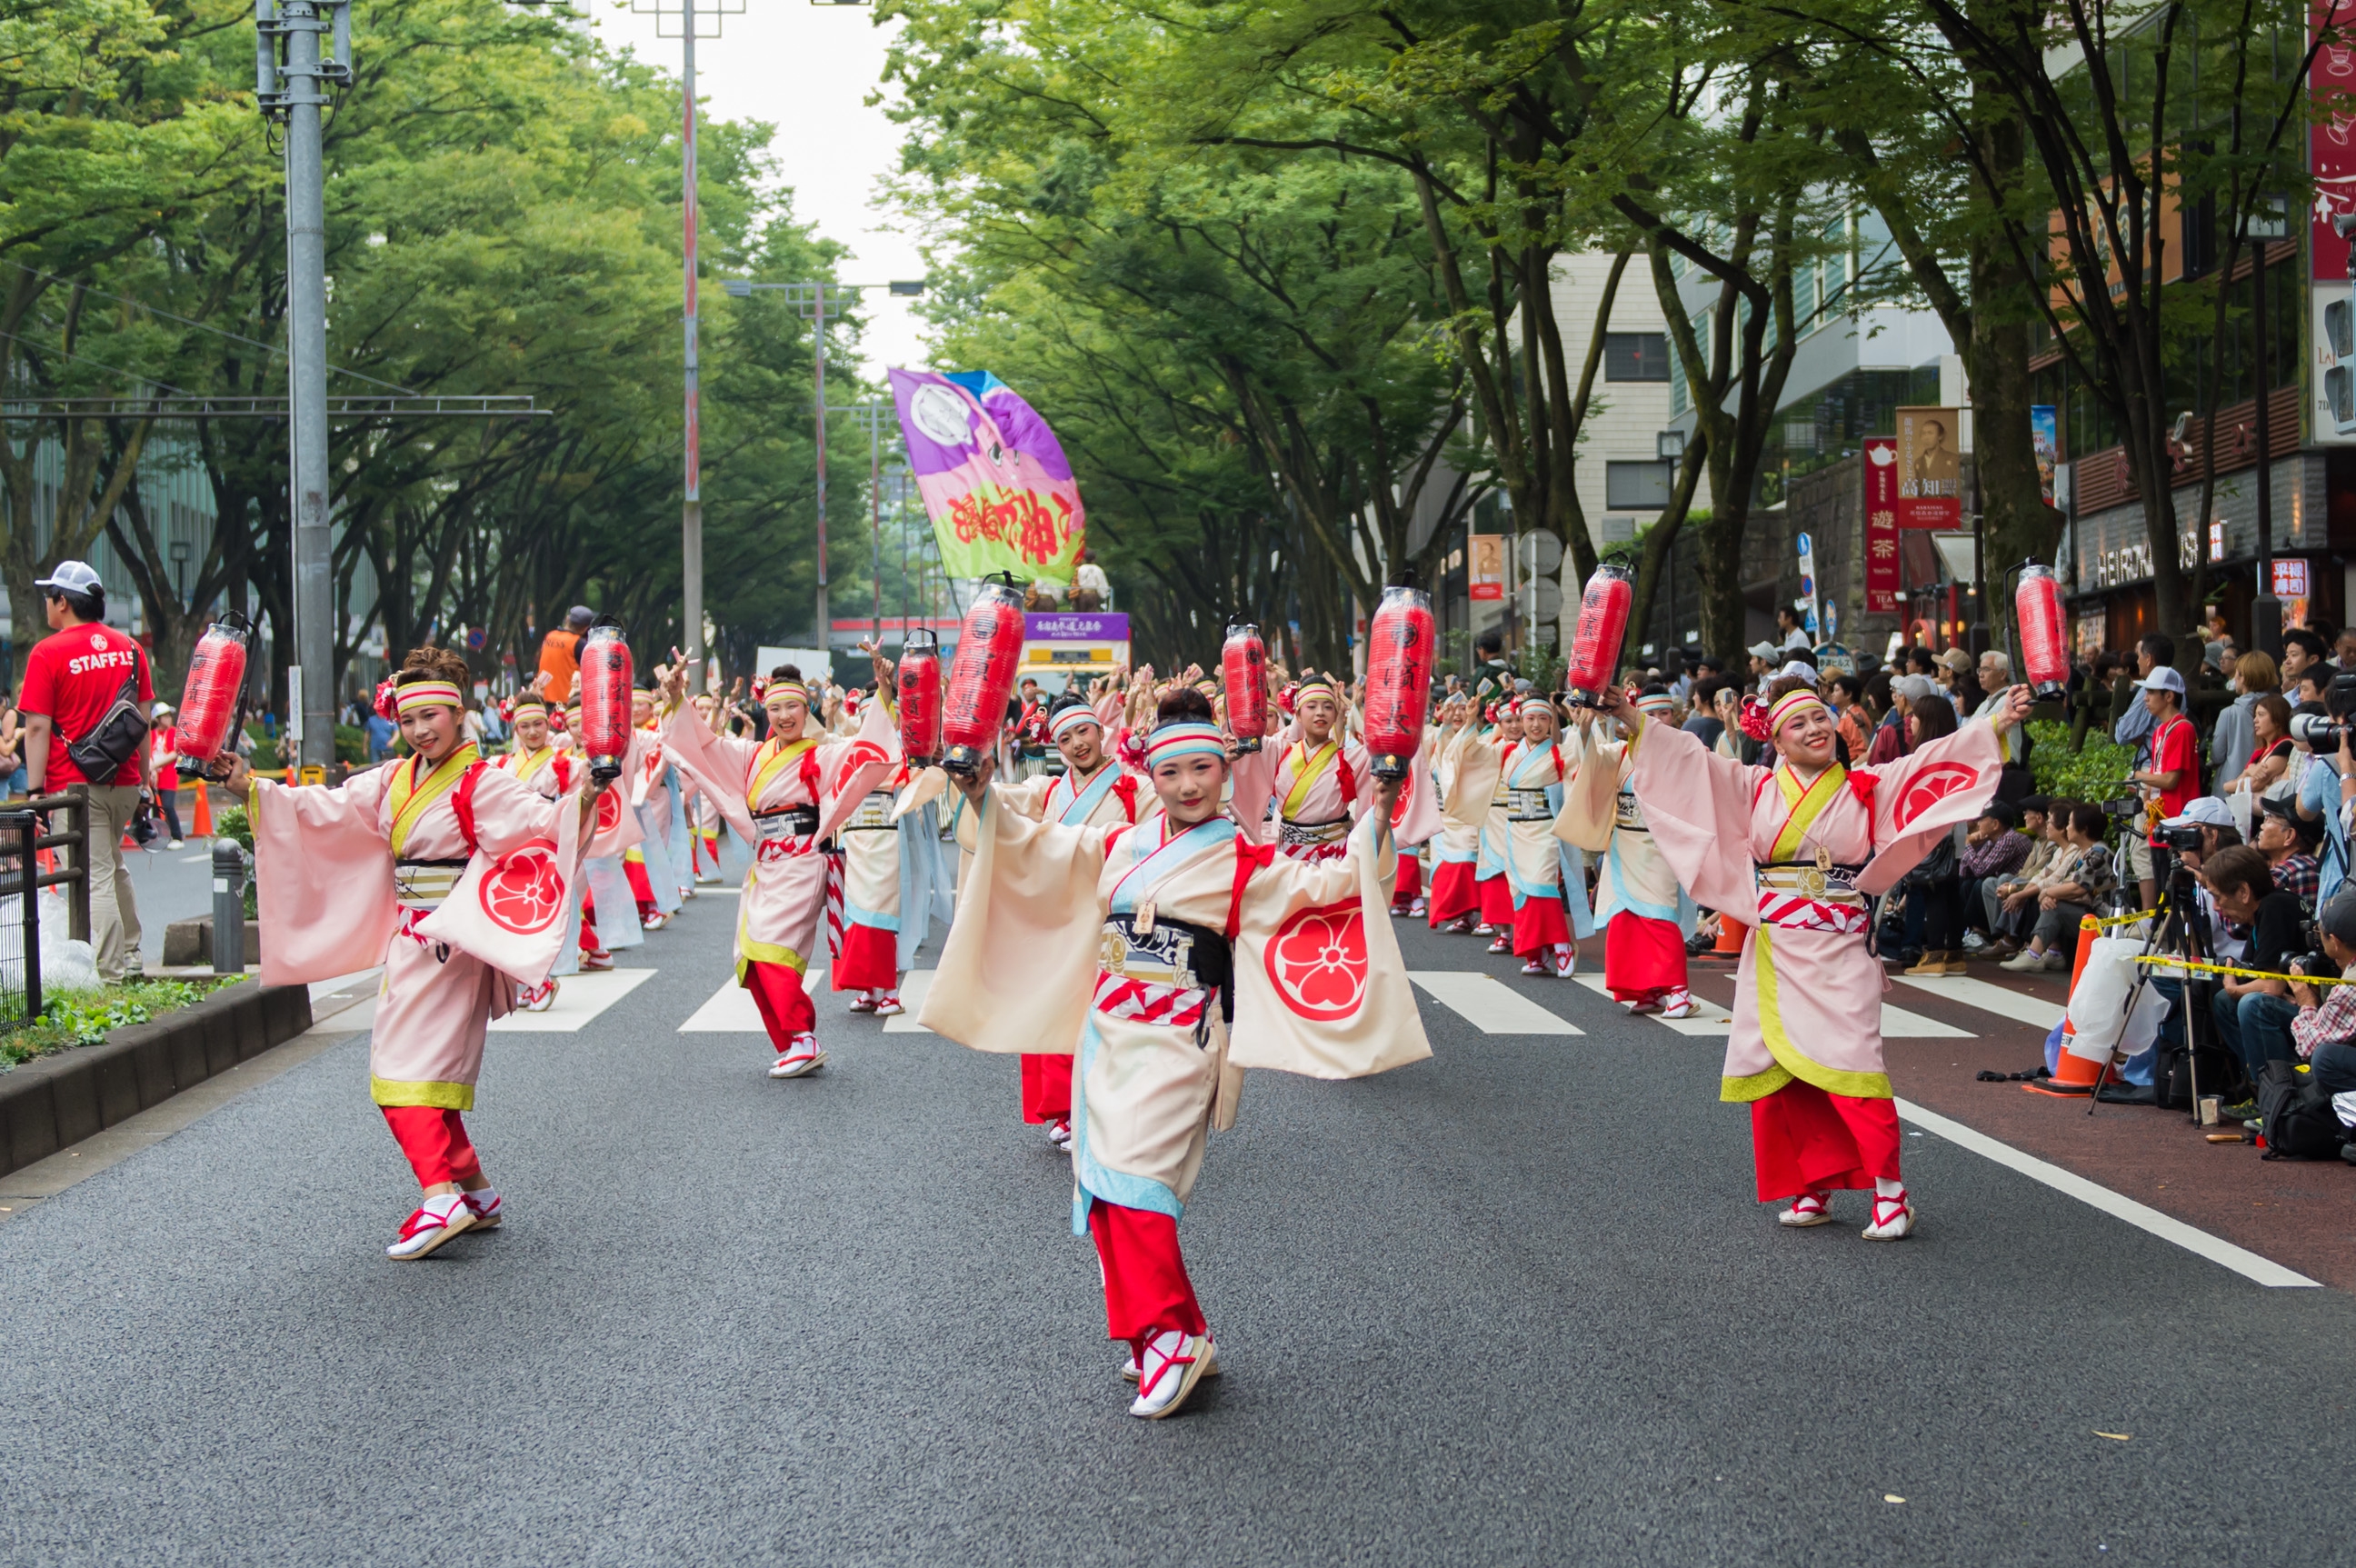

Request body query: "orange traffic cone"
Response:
[2045, 914, 2109, 1091]
[1714, 914, 1748, 954]
[190, 782, 214, 840]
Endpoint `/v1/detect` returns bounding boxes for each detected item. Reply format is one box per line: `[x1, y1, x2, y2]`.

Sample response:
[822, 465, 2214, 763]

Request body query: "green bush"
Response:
[2026, 719, 2134, 807]
[1, 976, 240, 1068]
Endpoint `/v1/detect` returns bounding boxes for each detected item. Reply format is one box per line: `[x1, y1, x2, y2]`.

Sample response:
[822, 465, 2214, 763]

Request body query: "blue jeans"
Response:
[2211, 989, 2301, 1079]
[2311, 1038, 2356, 1095]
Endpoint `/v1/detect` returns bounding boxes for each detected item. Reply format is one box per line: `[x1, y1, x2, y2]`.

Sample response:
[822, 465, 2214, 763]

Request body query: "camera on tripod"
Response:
[2288, 670, 2356, 747]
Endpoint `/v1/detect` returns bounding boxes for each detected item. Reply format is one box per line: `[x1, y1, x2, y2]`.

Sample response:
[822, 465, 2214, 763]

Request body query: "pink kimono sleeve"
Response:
[255, 768, 401, 986]
[1228, 744, 1277, 844]
[1852, 720, 2005, 895]
[660, 704, 761, 843]
[465, 764, 564, 858]
[1625, 718, 1765, 914]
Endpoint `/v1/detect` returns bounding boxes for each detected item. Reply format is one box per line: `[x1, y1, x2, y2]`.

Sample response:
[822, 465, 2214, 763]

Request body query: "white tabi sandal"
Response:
[387, 1193, 474, 1260]
[1777, 1190, 1836, 1228]
[1128, 1329, 1215, 1419]
[1862, 1192, 1915, 1241]
[768, 1034, 827, 1079]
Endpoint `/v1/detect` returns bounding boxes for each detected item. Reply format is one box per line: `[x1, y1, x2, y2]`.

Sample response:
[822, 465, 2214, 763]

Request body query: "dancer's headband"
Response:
[1050, 705, 1100, 742]
[394, 680, 464, 716]
[1144, 721, 1227, 769]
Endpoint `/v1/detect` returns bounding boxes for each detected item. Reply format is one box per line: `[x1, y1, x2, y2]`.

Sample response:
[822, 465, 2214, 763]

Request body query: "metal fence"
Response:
[0, 787, 94, 1028]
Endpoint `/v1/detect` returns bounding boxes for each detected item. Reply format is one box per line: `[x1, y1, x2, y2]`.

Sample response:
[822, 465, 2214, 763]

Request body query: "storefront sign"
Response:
[1862, 440, 1902, 612]
[1895, 406, 1963, 528]
[2273, 558, 2311, 598]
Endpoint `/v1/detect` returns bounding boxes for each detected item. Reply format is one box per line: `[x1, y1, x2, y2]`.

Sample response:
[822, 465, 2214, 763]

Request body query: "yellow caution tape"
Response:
[2129, 954, 2355, 986]
[2082, 910, 2158, 929]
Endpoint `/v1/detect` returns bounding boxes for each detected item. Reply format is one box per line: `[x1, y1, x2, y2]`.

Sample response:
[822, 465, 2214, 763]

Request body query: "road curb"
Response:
[0, 981, 313, 1179]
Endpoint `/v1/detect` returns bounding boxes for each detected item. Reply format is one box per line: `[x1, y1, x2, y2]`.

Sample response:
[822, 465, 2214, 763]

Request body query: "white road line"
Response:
[1894, 1099, 2320, 1288]
[1892, 973, 2065, 1033]
[1408, 972, 1582, 1034]
[1572, 975, 1971, 1038]
[1571, 974, 1730, 1035]
[884, 970, 934, 1032]
[487, 967, 655, 1033]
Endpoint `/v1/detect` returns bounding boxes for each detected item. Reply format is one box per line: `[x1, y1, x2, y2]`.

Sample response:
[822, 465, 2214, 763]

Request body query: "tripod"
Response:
[2089, 853, 2211, 1120]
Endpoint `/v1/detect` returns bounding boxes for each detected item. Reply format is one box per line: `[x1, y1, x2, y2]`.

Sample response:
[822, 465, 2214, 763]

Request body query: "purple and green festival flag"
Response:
[887, 367, 1087, 583]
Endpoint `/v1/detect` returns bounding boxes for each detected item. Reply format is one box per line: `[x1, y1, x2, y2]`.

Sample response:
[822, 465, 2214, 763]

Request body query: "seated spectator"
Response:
[2202, 844, 2307, 1108]
[2255, 796, 2321, 912]
[2000, 803, 2117, 971]
[1959, 800, 2030, 950]
[2288, 893, 2356, 1094]
[2235, 693, 2296, 798]
[1983, 795, 2061, 954]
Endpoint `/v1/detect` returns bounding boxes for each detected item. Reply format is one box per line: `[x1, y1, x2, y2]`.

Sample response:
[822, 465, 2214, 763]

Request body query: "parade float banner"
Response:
[889, 367, 1087, 584]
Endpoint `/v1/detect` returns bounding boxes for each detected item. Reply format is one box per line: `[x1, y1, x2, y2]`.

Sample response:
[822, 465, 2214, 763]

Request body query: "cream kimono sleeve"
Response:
[1556, 731, 1625, 855]
[917, 786, 1120, 1056]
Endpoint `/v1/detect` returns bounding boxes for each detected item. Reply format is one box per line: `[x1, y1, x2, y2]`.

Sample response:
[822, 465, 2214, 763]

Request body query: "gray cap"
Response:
[2321, 893, 2356, 949]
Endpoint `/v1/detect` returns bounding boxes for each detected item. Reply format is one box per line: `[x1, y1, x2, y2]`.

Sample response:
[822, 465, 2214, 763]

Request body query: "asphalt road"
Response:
[1, 887, 2351, 1566]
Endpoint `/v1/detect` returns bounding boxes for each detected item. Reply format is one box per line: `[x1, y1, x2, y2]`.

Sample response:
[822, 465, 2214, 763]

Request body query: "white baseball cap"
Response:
[2160, 795, 2232, 828]
[34, 560, 102, 596]
[2136, 666, 2186, 694]
[1747, 640, 1780, 661]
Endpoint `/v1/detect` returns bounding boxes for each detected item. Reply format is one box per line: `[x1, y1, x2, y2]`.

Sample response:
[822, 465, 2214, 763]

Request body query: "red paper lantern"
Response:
[1363, 585, 1436, 780]
[897, 628, 943, 764]
[577, 621, 634, 779]
[175, 614, 255, 770]
[942, 579, 1027, 774]
[1563, 564, 1633, 707]
[2015, 564, 2069, 699]
[1223, 624, 1268, 752]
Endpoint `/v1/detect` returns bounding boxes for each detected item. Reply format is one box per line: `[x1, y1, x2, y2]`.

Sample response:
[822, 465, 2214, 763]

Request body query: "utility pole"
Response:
[256, 1, 351, 770]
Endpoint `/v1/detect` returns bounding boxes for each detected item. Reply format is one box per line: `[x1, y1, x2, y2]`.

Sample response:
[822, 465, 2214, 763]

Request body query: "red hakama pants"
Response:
[382, 1106, 483, 1189]
[1477, 874, 1515, 929]
[1021, 1053, 1073, 1123]
[1512, 891, 1571, 956]
[624, 856, 659, 920]
[832, 922, 900, 992]
[744, 961, 816, 1048]
[1749, 1081, 1902, 1201]
[1603, 910, 1688, 1002]
[1087, 1199, 1206, 1352]
[1427, 861, 1479, 924]
[1390, 854, 1423, 913]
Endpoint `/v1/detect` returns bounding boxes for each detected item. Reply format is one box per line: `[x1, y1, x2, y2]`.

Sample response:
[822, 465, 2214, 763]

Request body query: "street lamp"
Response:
[719, 278, 925, 647]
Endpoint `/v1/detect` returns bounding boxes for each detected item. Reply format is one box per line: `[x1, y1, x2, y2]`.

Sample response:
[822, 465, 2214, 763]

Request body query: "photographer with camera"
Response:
[2201, 844, 2309, 1102]
[2254, 796, 2322, 910]
[2286, 894, 2356, 1096]
[2123, 665, 2199, 910]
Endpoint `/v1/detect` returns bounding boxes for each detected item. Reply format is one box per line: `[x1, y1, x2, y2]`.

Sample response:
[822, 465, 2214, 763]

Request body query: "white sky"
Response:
[588, 0, 933, 380]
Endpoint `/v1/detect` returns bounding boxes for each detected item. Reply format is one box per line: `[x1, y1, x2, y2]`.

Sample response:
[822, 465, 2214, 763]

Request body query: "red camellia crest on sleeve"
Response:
[1892, 762, 1982, 829]
[480, 839, 565, 934]
[595, 788, 623, 835]
[1265, 900, 1371, 1021]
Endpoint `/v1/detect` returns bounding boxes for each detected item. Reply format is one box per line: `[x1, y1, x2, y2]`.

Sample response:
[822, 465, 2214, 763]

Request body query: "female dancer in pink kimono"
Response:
[233, 648, 604, 1261]
[1602, 675, 2028, 1239]
[654, 661, 893, 1079]
[1231, 673, 1372, 861]
[926, 688, 1429, 1419]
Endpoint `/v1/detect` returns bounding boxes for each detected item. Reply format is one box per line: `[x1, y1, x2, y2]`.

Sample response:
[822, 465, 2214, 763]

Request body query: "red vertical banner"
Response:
[2315, 1, 2356, 280]
[1863, 439, 1902, 614]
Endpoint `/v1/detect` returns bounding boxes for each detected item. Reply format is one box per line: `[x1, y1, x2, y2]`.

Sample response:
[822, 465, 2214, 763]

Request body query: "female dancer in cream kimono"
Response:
[1560, 691, 1698, 1017]
[973, 691, 1146, 1149]
[832, 649, 928, 1017]
[1425, 694, 1495, 933]
[1604, 676, 2026, 1239]
[1231, 673, 1372, 861]
[235, 648, 603, 1260]
[655, 661, 894, 1079]
[926, 688, 1428, 1420]
[1472, 701, 1519, 944]
[1495, 696, 1590, 976]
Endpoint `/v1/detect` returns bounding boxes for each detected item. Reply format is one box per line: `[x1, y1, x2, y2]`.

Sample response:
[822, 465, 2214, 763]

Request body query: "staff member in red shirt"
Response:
[2125, 664, 2198, 910]
[20, 560, 155, 983]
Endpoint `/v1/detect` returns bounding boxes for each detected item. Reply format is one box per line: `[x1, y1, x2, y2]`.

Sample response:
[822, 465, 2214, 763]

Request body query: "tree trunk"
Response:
[1968, 114, 2061, 660]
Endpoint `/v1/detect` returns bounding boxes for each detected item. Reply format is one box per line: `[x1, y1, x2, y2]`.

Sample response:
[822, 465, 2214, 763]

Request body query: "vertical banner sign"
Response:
[1895, 407, 1963, 527]
[2312, 0, 2356, 284]
[1468, 534, 1505, 601]
[2030, 405, 2059, 504]
[1794, 531, 1821, 638]
[888, 368, 1086, 584]
[1863, 439, 1902, 613]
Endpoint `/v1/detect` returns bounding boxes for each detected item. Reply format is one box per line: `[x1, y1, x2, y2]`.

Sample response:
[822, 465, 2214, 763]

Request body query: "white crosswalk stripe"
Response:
[1408, 972, 1582, 1034]
[488, 968, 656, 1033]
[678, 969, 827, 1031]
[1892, 973, 2063, 1031]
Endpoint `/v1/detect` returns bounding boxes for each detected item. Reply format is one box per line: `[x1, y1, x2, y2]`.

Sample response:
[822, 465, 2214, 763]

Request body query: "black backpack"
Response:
[2258, 1060, 2348, 1160]
[65, 653, 149, 785]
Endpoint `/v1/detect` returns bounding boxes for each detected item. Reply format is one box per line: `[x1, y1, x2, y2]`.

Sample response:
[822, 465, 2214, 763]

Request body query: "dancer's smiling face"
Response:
[1152, 752, 1227, 825]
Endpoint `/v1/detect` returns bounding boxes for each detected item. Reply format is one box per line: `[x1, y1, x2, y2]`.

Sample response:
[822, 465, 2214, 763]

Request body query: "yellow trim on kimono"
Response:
[1767, 762, 1846, 864]
[1720, 924, 1892, 1103]
[387, 743, 481, 859]
[511, 744, 557, 784]
[747, 734, 818, 807]
[370, 1075, 477, 1111]
[733, 897, 809, 982]
[1280, 739, 1341, 819]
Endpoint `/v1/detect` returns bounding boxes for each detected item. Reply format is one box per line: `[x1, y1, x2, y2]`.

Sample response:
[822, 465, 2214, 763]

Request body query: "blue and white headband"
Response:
[1144, 721, 1227, 769]
[1050, 704, 1101, 742]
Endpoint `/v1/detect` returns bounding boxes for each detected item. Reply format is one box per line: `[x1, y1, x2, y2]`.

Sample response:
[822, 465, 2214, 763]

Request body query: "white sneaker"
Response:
[386, 1193, 474, 1260]
[167, 838, 185, 850]
[1047, 1117, 1073, 1150]
[873, 992, 904, 1018]
[1127, 1329, 1214, 1419]
[461, 1188, 503, 1230]
[1862, 1192, 1914, 1241]
[1999, 950, 2047, 973]
[1961, 931, 1988, 953]
[1777, 1190, 1835, 1228]
[1657, 989, 1700, 1020]
[768, 1036, 827, 1078]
